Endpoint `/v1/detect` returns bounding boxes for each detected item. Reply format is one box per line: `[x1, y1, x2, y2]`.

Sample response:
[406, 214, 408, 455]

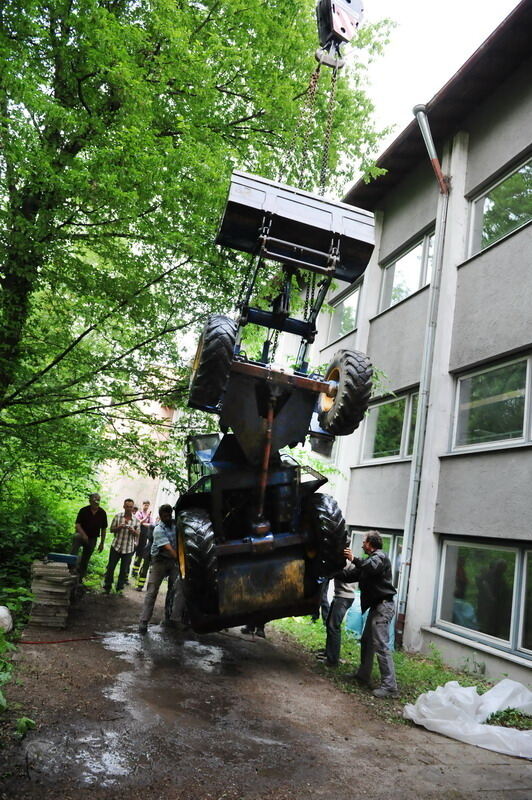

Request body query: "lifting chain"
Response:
[270, 328, 280, 362]
[318, 65, 339, 196]
[282, 63, 321, 189]
[303, 270, 316, 323]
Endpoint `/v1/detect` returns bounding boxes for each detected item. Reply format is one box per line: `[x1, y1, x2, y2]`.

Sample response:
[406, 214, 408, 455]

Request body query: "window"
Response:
[362, 392, 418, 460]
[453, 358, 529, 449]
[437, 539, 532, 657]
[328, 287, 359, 343]
[520, 552, 532, 652]
[380, 232, 434, 311]
[471, 156, 532, 254]
[350, 528, 403, 585]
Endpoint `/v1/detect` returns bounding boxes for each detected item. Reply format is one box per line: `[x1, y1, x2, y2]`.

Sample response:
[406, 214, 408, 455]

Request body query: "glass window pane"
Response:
[364, 398, 406, 459]
[455, 361, 527, 446]
[407, 393, 418, 455]
[393, 537, 403, 585]
[440, 544, 515, 640]
[329, 290, 359, 342]
[425, 234, 434, 284]
[480, 159, 532, 250]
[389, 243, 423, 307]
[522, 553, 532, 651]
[350, 530, 366, 556]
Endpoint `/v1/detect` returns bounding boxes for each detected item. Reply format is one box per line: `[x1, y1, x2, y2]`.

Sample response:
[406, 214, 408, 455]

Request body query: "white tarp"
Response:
[403, 678, 532, 759]
[0, 606, 13, 633]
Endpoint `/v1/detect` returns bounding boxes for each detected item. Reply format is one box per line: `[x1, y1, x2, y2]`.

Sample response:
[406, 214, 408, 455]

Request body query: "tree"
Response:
[0, 0, 387, 489]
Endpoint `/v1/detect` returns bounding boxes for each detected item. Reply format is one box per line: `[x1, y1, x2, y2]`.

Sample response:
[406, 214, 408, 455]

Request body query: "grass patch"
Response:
[486, 708, 532, 730]
[272, 616, 499, 724]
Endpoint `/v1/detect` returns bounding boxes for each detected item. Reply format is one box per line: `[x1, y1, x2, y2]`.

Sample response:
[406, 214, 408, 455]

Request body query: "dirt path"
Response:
[0, 588, 531, 800]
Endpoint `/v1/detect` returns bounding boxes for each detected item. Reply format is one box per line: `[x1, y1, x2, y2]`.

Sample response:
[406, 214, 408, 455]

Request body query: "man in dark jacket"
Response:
[341, 530, 398, 698]
[71, 492, 108, 583]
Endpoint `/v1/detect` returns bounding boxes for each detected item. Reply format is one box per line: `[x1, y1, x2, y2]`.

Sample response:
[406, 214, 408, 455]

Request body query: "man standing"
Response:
[138, 504, 183, 634]
[103, 498, 140, 594]
[71, 492, 108, 582]
[316, 573, 354, 667]
[131, 500, 154, 590]
[342, 531, 398, 698]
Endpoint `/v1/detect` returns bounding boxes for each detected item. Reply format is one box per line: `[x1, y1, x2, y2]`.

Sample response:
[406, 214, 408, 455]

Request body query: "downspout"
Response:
[395, 105, 450, 648]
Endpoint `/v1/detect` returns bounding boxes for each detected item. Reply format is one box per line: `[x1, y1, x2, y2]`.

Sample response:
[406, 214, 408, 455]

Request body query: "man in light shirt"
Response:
[138, 504, 184, 634]
[103, 498, 141, 594]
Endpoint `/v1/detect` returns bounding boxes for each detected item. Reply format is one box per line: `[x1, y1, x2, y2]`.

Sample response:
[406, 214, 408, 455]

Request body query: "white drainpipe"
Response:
[395, 105, 451, 647]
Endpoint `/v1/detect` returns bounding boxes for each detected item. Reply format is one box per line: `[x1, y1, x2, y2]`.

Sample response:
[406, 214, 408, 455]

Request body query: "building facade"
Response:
[310, 1, 532, 684]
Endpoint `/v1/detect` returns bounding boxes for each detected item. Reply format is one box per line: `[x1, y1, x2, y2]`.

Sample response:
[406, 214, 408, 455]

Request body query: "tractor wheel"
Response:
[176, 508, 218, 616]
[318, 349, 373, 436]
[303, 493, 347, 576]
[188, 314, 237, 412]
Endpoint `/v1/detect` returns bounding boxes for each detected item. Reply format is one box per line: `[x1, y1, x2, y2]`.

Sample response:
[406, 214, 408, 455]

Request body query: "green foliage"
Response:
[486, 708, 532, 731]
[15, 716, 36, 737]
[0, 477, 91, 627]
[0, 630, 16, 712]
[481, 160, 532, 249]
[0, 0, 388, 476]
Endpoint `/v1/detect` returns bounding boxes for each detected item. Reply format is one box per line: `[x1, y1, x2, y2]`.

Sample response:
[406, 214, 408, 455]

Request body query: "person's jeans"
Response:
[357, 600, 397, 690]
[71, 534, 97, 581]
[311, 579, 331, 622]
[104, 547, 133, 592]
[139, 557, 183, 625]
[325, 596, 353, 665]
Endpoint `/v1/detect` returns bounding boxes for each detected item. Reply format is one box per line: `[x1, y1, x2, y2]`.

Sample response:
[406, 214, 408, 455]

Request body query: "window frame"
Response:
[469, 154, 532, 256]
[518, 550, 532, 656]
[349, 527, 403, 586]
[361, 391, 418, 463]
[435, 537, 531, 659]
[379, 230, 434, 312]
[451, 355, 531, 453]
[326, 285, 361, 345]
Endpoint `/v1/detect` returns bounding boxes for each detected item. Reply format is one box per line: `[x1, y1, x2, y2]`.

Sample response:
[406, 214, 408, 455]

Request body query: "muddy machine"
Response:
[175, 0, 374, 633]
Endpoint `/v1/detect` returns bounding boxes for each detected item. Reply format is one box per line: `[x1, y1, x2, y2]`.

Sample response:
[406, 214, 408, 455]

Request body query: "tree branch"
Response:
[1, 256, 191, 407]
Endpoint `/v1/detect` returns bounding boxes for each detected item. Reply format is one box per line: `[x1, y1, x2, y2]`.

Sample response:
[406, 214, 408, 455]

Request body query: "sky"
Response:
[359, 0, 523, 150]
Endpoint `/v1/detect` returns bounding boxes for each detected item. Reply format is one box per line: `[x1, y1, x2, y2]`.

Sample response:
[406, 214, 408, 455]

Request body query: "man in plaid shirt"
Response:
[103, 498, 141, 593]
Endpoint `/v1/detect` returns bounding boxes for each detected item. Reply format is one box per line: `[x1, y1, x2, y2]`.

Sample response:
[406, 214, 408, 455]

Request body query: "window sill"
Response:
[369, 283, 429, 323]
[421, 625, 532, 667]
[321, 327, 358, 352]
[459, 216, 532, 270]
[440, 440, 532, 459]
[351, 457, 412, 470]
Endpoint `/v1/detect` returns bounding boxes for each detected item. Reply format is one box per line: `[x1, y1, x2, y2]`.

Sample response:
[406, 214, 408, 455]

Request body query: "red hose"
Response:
[19, 635, 102, 644]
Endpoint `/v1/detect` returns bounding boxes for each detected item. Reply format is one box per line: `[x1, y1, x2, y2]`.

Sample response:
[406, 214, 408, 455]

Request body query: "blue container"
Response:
[345, 593, 367, 639]
[46, 553, 77, 566]
[345, 592, 395, 650]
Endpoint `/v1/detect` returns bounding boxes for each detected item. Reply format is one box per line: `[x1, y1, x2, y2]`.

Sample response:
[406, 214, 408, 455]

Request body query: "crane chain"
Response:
[282, 63, 322, 189]
[318, 65, 339, 196]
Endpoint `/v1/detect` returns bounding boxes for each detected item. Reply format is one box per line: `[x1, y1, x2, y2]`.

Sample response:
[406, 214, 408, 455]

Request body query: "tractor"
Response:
[175, 0, 374, 633]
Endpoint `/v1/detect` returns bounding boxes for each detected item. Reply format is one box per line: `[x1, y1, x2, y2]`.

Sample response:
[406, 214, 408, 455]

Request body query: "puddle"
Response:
[25, 729, 131, 787]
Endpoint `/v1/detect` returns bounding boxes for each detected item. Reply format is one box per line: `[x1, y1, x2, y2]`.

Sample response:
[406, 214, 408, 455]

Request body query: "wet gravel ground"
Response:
[1, 589, 531, 799]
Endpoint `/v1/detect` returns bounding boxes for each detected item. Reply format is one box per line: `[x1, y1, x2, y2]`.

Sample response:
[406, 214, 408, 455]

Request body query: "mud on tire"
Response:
[303, 493, 347, 576]
[188, 314, 237, 412]
[318, 349, 372, 436]
[177, 508, 218, 616]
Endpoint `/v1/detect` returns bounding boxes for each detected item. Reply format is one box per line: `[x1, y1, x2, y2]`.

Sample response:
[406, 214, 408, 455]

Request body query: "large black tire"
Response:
[176, 508, 218, 615]
[318, 349, 373, 436]
[188, 314, 237, 412]
[303, 493, 347, 576]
